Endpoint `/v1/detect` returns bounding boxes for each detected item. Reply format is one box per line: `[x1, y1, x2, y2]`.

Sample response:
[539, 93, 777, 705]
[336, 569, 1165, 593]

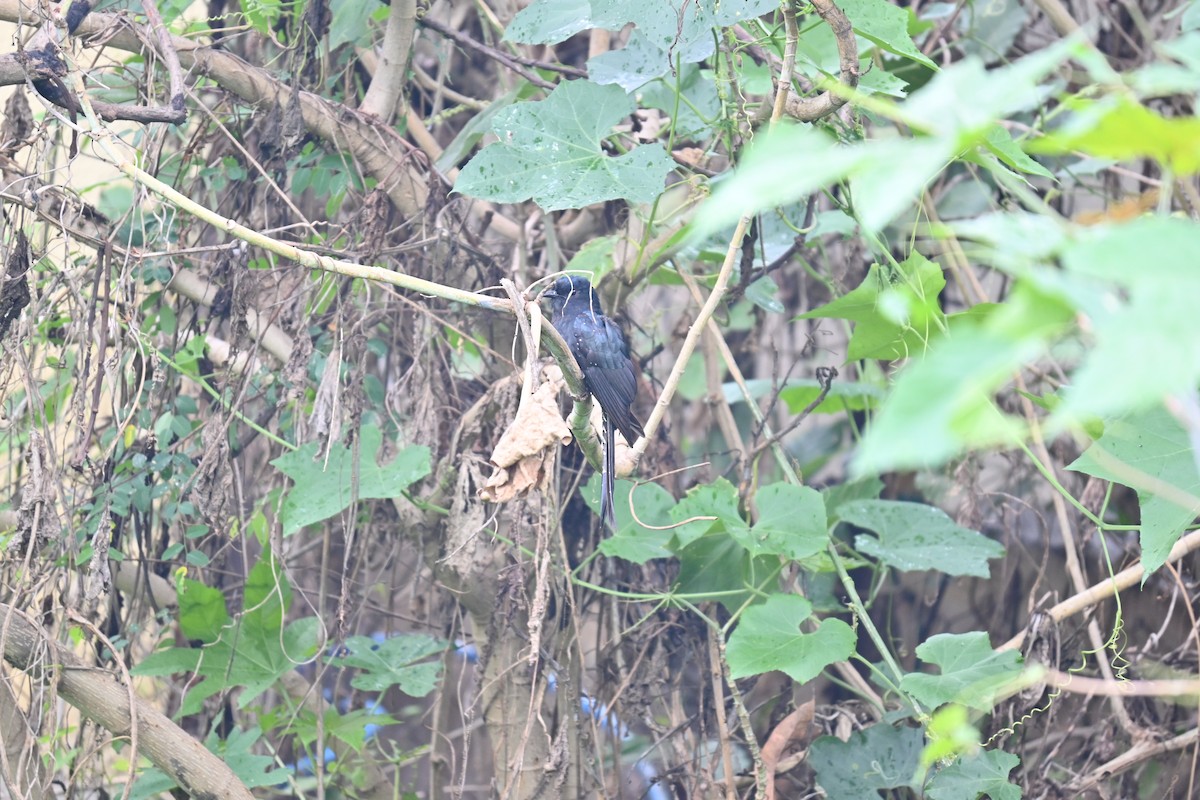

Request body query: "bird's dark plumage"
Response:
[543, 275, 644, 527]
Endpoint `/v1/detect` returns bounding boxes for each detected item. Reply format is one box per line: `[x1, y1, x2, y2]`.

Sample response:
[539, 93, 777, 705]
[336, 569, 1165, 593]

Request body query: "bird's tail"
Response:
[601, 416, 617, 530]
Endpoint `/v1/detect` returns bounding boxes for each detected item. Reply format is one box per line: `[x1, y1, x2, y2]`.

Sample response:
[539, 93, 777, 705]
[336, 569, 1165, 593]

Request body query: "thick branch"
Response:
[0, 604, 253, 800]
[359, 0, 416, 122]
[782, 0, 859, 122]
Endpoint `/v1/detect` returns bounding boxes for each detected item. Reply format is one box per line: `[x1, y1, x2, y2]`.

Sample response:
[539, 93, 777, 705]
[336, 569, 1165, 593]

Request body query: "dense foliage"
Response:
[2, 0, 1200, 798]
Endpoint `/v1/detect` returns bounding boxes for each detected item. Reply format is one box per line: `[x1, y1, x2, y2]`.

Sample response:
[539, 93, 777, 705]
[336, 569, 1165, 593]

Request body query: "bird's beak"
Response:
[541, 287, 557, 299]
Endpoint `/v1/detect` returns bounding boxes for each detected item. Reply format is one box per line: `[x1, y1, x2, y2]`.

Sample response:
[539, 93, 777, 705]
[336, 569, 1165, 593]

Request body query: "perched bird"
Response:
[542, 275, 644, 528]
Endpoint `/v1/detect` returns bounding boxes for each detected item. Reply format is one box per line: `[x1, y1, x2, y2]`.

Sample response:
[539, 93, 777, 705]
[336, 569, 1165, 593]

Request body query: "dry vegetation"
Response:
[2, 1, 1200, 799]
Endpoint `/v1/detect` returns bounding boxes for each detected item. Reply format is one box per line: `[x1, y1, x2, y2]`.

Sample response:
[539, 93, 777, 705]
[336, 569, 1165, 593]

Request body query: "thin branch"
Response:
[418, 15, 557, 90]
[1000, 528, 1200, 652]
[1068, 727, 1198, 793]
[419, 15, 587, 82]
[0, 0, 523, 241]
[138, 0, 186, 118]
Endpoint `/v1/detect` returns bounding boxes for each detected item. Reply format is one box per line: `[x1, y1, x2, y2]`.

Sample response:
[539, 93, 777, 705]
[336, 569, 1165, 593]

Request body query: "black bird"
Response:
[543, 275, 644, 528]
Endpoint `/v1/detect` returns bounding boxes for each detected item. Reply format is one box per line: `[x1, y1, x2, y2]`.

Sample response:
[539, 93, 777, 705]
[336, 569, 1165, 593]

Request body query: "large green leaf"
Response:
[726, 594, 855, 681]
[584, 476, 677, 563]
[1031, 96, 1200, 174]
[799, 255, 947, 361]
[838, 0, 935, 69]
[809, 724, 924, 800]
[851, 328, 1032, 474]
[1055, 217, 1200, 421]
[900, 632, 1025, 711]
[926, 750, 1022, 800]
[669, 477, 746, 548]
[328, 634, 447, 696]
[1069, 405, 1200, 576]
[588, 30, 672, 91]
[133, 558, 322, 716]
[508, 0, 776, 58]
[694, 45, 1072, 236]
[455, 80, 675, 211]
[674, 531, 759, 610]
[505, 0, 592, 43]
[272, 425, 430, 535]
[178, 578, 229, 644]
[748, 483, 828, 560]
[778, 379, 884, 414]
[840, 500, 1005, 577]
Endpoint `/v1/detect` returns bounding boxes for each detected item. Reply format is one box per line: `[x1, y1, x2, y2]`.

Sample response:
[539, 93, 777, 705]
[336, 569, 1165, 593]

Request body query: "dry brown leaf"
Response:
[480, 367, 572, 503]
[762, 699, 816, 800]
[672, 146, 706, 167]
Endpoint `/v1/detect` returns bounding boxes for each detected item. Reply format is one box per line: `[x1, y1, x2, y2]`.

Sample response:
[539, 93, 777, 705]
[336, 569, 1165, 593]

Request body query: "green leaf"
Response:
[1068, 406, 1200, 577]
[1031, 96, 1200, 174]
[1185, 0, 1200, 31]
[586, 477, 677, 563]
[178, 579, 229, 644]
[1055, 218, 1200, 421]
[508, 0, 776, 56]
[129, 726, 287, 800]
[272, 425, 431, 535]
[674, 531, 758, 610]
[726, 594, 855, 681]
[926, 750, 1022, 800]
[132, 558, 322, 716]
[241, 0, 282, 37]
[778, 379, 884, 413]
[745, 483, 828, 560]
[981, 124, 1053, 178]
[694, 124, 955, 236]
[328, 0, 380, 49]
[328, 634, 447, 696]
[809, 724, 925, 800]
[800, 255, 947, 361]
[823, 477, 885, 522]
[293, 707, 398, 753]
[904, 47, 1069, 138]
[669, 477, 746, 549]
[693, 46, 1071, 236]
[588, 29, 670, 91]
[838, 0, 936, 69]
[840, 500, 1005, 577]
[851, 328, 1034, 474]
[959, 0, 1028, 65]
[455, 80, 675, 211]
[504, 0, 592, 44]
[564, 235, 619, 283]
[900, 632, 1025, 711]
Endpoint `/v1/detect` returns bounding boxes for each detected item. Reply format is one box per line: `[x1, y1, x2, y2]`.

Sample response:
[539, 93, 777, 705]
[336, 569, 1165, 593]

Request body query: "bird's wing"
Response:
[575, 316, 644, 445]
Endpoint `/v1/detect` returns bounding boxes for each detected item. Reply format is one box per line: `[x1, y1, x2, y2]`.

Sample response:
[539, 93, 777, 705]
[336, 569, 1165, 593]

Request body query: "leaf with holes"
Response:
[840, 500, 1005, 577]
[455, 80, 674, 211]
[328, 634, 448, 696]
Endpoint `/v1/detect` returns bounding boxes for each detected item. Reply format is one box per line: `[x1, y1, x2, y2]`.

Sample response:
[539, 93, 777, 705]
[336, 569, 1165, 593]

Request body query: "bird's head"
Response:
[542, 275, 604, 316]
